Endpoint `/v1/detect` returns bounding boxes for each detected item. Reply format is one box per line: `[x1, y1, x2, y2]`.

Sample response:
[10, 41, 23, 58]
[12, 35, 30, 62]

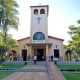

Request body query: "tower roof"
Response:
[30, 5, 49, 8]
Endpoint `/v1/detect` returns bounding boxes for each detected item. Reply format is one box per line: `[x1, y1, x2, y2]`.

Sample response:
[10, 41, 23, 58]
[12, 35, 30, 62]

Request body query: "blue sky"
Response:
[9, 0, 80, 44]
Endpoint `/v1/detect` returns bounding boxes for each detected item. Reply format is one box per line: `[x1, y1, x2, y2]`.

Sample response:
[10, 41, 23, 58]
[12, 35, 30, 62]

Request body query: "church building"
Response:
[12, 5, 66, 61]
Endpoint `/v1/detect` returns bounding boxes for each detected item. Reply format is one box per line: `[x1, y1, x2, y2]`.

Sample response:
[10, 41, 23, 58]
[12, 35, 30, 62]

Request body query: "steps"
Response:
[3, 61, 49, 80]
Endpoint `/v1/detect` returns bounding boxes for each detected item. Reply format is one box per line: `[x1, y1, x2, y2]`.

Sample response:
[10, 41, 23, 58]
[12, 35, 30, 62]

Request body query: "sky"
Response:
[9, 0, 80, 45]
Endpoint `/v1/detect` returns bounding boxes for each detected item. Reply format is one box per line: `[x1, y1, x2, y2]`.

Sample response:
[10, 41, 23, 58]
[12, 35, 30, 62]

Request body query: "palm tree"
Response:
[0, 0, 19, 43]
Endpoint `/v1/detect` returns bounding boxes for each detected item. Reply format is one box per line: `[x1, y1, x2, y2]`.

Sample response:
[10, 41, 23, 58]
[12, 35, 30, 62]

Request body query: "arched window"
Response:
[40, 9, 45, 14]
[34, 9, 38, 14]
[33, 32, 45, 40]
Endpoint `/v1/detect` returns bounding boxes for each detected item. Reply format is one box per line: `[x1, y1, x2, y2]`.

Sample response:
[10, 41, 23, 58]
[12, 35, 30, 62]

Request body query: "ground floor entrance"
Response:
[54, 49, 59, 59]
[27, 43, 51, 61]
[34, 48, 46, 61]
[65, 50, 72, 61]
[22, 49, 27, 61]
[37, 49, 45, 61]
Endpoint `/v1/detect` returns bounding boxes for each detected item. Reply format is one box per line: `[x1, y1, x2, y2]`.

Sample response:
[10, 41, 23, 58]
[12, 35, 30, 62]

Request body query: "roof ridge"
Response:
[17, 36, 64, 41]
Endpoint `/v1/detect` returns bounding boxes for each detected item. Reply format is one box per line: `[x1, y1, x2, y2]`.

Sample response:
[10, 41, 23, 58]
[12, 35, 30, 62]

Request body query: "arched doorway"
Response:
[10, 50, 17, 61]
[65, 50, 72, 61]
[11, 50, 16, 54]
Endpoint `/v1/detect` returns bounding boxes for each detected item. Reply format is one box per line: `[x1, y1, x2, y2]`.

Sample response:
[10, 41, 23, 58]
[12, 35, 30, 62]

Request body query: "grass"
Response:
[57, 64, 80, 80]
[0, 64, 24, 68]
[0, 64, 24, 79]
[0, 72, 12, 79]
[57, 64, 80, 69]
[63, 73, 80, 80]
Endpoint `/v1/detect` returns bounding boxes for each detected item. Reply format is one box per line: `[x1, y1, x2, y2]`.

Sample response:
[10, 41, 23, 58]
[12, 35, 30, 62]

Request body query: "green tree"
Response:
[0, 33, 18, 61]
[67, 20, 80, 60]
[0, 0, 19, 43]
[0, 34, 4, 45]
[0, 32, 18, 49]
[0, 45, 10, 61]
[7, 34, 18, 47]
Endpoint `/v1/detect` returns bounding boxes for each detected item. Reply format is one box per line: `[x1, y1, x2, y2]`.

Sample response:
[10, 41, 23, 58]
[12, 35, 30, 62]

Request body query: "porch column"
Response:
[46, 44, 49, 61]
[30, 45, 32, 61]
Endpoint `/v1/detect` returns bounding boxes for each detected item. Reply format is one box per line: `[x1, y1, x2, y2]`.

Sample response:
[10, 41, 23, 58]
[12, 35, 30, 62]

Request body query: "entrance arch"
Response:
[65, 50, 72, 61]
[10, 50, 17, 61]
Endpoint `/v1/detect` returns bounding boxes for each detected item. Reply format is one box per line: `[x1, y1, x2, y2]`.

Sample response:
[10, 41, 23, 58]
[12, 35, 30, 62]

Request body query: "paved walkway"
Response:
[4, 64, 49, 80]
[4, 72, 49, 80]
[47, 62, 66, 80]
[3, 61, 66, 80]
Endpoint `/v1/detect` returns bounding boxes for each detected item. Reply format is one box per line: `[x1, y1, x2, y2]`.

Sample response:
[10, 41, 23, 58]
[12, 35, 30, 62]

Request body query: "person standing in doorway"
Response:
[33, 55, 37, 64]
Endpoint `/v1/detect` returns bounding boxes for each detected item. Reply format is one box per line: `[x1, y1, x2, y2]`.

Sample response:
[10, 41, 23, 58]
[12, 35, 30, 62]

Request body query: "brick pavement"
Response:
[4, 72, 49, 80]
[3, 64, 49, 80]
[47, 62, 67, 80]
[3, 61, 66, 80]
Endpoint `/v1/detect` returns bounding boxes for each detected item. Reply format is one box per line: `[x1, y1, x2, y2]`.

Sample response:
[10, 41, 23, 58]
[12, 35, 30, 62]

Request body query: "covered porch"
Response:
[26, 43, 52, 61]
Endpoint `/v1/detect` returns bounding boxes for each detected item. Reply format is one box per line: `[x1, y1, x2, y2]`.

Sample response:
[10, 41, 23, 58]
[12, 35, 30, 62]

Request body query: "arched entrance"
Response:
[10, 50, 17, 61]
[65, 50, 72, 61]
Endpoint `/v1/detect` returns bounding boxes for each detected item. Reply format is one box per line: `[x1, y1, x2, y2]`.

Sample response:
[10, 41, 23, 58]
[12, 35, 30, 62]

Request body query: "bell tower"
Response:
[30, 5, 49, 43]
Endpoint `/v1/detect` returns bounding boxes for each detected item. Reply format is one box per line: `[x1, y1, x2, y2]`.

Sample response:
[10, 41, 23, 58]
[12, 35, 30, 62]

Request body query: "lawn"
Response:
[0, 64, 24, 79]
[63, 73, 80, 80]
[0, 72, 12, 79]
[57, 64, 80, 69]
[0, 64, 24, 68]
[57, 64, 80, 80]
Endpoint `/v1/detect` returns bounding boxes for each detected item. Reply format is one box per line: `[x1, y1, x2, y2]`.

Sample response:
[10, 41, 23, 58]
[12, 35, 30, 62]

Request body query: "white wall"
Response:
[48, 37, 64, 59]
[30, 6, 48, 43]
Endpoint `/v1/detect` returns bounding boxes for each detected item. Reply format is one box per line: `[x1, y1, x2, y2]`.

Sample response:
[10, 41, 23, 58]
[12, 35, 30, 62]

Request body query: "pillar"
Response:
[46, 44, 48, 61]
[30, 45, 32, 61]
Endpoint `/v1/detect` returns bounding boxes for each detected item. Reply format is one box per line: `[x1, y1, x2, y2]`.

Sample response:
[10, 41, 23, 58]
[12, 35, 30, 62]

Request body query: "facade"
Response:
[12, 5, 66, 61]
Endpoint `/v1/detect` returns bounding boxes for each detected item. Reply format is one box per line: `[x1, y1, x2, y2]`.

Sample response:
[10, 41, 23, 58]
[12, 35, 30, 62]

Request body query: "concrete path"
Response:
[4, 64, 49, 80]
[47, 62, 66, 80]
[4, 72, 49, 80]
[3, 61, 66, 80]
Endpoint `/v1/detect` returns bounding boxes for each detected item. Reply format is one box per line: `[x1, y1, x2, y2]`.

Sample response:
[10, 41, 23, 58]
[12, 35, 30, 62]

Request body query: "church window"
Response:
[33, 32, 45, 40]
[34, 9, 38, 14]
[40, 9, 45, 14]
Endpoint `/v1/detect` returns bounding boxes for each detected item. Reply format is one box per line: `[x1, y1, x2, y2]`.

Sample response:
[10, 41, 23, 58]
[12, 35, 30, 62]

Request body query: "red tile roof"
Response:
[17, 37, 30, 41]
[17, 36, 64, 41]
[48, 36, 64, 41]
